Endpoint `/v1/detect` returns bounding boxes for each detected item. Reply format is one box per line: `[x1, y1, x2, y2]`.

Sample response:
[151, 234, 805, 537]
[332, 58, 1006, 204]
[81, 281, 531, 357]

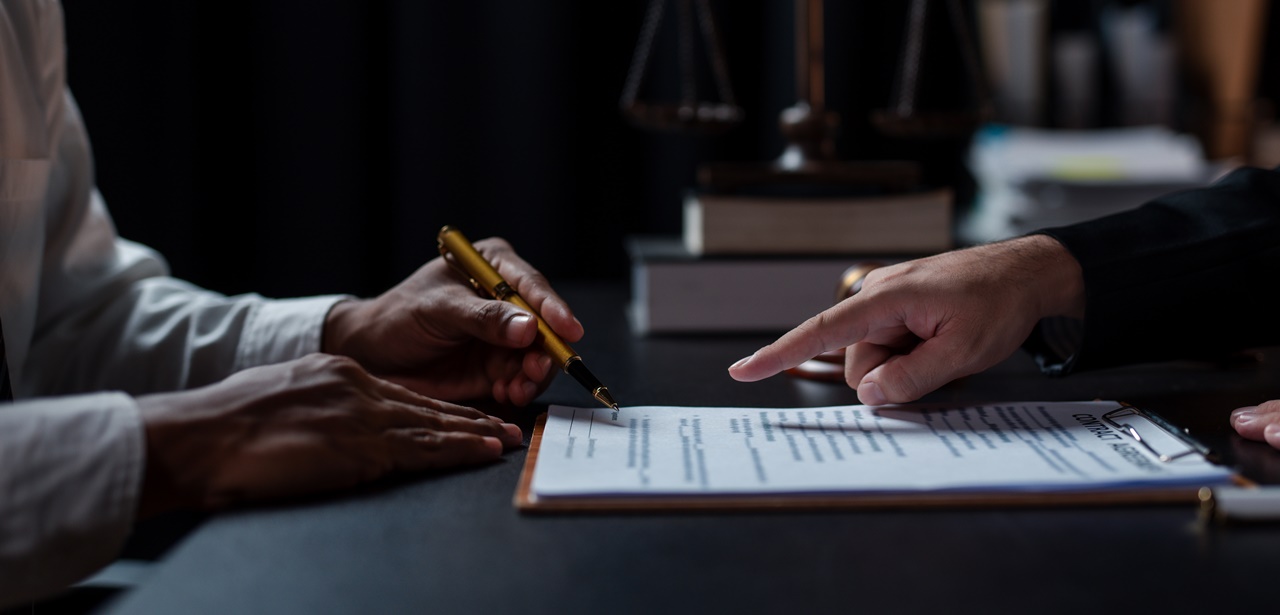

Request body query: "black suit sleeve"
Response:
[1026, 166, 1280, 374]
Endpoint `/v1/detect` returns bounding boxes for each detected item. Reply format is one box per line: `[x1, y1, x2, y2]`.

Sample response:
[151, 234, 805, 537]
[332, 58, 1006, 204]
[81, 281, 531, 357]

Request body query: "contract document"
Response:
[526, 402, 1233, 503]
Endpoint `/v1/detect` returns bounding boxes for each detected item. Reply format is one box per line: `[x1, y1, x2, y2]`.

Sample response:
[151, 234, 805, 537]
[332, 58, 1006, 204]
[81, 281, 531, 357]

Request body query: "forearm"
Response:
[1036, 166, 1280, 371]
[991, 233, 1085, 321]
[26, 274, 346, 397]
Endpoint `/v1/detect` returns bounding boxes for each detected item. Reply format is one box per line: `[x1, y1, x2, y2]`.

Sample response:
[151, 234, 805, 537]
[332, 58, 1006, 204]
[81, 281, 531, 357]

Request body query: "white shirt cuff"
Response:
[233, 295, 352, 371]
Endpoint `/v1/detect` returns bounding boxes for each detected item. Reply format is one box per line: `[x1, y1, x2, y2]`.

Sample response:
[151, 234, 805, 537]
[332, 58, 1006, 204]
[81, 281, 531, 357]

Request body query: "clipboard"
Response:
[514, 404, 1248, 514]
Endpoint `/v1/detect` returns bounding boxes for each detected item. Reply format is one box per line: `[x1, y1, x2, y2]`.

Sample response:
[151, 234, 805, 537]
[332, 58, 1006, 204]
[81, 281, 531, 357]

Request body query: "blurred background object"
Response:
[60, 0, 1278, 303]
[618, 0, 744, 134]
[960, 123, 1221, 244]
[1176, 0, 1268, 161]
[61, 1, 982, 300]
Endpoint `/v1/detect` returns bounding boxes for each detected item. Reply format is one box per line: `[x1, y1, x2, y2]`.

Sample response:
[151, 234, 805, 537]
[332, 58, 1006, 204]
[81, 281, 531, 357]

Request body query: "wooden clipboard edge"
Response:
[513, 411, 1245, 514]
[513, 412, 550, 511]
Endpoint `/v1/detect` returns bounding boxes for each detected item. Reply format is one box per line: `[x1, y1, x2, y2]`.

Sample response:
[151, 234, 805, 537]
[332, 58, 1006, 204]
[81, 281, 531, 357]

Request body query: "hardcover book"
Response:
[628, 236, 902, 335]
[683, 188, 953, 255]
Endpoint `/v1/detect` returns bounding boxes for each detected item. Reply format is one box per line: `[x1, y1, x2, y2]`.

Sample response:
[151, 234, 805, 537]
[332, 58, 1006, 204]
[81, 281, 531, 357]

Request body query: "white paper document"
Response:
[530, 402, 1233, 498]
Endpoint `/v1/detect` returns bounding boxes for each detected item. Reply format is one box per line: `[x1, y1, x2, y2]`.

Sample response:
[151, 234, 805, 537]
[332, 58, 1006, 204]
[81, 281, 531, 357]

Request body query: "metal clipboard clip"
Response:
[1102, 405, 1215, 463]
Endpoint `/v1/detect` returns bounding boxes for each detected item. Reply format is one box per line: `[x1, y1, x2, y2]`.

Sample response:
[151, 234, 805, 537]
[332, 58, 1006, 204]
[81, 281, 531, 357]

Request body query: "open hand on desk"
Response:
[134, 353, 523, 516]
[729, 235, 1086, 405]
[1232, 402, 1280, 449]
[323, 237, 585, 406]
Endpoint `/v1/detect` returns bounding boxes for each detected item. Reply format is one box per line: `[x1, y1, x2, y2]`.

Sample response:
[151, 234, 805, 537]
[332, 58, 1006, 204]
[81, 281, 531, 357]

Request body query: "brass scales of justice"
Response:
[619, 0, 990, 381]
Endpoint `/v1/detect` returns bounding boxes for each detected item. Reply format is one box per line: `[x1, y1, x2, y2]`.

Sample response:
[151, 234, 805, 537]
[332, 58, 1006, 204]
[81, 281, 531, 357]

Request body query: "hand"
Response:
[1231, 402, 1280, 449]
[728, 235, 1086, 405]
[135, 354, 523, 516]
[323, 237, 584, 406]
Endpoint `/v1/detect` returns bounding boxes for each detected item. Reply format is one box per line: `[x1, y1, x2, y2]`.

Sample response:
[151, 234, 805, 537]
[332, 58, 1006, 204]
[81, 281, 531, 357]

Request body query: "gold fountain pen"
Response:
[437, 226, 620, 413]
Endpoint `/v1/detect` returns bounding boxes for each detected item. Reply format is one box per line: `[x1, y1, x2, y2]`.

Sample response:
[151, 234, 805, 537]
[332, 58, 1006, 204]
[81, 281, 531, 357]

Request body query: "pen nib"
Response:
[593, 387, 620, 419]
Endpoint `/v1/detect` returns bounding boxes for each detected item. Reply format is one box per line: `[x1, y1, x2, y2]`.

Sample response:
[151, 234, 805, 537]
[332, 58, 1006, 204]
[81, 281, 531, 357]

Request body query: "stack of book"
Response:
[628, 188, 954, 335]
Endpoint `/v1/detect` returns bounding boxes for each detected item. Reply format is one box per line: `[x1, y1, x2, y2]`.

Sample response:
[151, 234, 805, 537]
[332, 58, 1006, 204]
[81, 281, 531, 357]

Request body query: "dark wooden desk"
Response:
[109, 284, 1280, 614]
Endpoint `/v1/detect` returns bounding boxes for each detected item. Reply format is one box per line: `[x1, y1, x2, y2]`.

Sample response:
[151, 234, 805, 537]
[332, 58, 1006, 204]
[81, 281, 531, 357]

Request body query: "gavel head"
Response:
[835, 261, 886, 303]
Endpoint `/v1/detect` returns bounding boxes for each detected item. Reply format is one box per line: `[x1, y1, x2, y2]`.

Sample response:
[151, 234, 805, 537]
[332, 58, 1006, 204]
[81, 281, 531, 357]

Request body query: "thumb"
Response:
[856, 337, 964, 405]
[450, 296, 540, 349]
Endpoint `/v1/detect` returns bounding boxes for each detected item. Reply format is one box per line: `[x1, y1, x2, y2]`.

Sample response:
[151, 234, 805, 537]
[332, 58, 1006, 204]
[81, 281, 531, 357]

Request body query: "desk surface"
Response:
[110, 284, 1280, 614]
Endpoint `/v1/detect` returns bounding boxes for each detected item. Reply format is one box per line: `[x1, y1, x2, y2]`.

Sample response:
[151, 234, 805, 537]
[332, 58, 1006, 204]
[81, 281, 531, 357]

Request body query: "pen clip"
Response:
[438, 242, 489, 298]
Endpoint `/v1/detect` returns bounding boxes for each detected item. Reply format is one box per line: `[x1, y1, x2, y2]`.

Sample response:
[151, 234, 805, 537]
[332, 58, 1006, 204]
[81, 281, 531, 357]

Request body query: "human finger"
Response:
[1256, 400, 1280, 416]
[858, 336, 968, 404]
[729, 300, 873, 382]
[485, 353, 553, 408]
[380, 399, 523, 447]
[365, 373, 522, 443]
[844, 342, 895, 398]
[370, 375, 493, 421]
[303, 354, 502, 424]
[388, 430, 504, 471]
[477, 237, 584, 343]
[488, 352, 531, 407]
[491, 379, 510, 405]
[487, 352, 527, 405]
[1265, 421, 1280, 450]
[439, 290, 541, 349]
[524, 351, 555, 384]
[503, 376, 540, 407]
[1230, 402, 1280, 442]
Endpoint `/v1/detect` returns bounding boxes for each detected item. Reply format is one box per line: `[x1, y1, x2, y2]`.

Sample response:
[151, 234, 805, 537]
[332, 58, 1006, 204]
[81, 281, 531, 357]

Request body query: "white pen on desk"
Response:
[1199, 485, 1280, 525]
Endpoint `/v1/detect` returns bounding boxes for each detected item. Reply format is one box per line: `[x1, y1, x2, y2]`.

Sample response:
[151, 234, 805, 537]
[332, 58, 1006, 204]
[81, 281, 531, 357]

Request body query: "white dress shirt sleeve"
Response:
[0, 393, 143, 606]
[0, 0, 352, 606]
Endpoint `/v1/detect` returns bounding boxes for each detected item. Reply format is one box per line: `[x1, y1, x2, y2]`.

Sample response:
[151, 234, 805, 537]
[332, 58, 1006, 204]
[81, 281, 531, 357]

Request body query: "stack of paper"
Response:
[960, 124, 1221, 244]
[524, 402, 1233, 507]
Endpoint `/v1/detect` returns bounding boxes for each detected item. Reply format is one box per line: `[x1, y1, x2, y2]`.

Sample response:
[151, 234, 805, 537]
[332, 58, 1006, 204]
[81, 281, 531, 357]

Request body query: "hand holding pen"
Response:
[438, 226, 621, 413]
[138, 230, 575, 518]
[323, 231, 586, 407]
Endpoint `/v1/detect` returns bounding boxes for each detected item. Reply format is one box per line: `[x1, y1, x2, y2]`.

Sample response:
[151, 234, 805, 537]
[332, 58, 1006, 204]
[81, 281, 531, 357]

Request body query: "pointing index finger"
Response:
[728, 299, 873, 382]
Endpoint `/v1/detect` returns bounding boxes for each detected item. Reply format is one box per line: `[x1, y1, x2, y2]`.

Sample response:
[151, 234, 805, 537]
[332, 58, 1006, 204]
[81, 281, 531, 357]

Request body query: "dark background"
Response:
[59, 0, 1280, 299]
